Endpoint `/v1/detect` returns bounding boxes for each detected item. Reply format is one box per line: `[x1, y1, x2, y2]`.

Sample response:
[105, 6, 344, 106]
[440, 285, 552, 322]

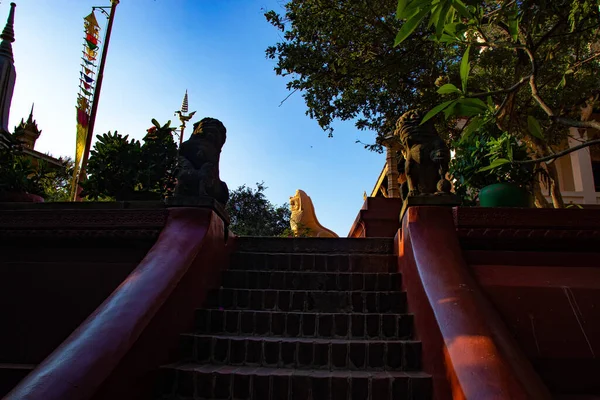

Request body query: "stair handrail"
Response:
[6, 207, 230, 400]
[398, 206, 552, 400]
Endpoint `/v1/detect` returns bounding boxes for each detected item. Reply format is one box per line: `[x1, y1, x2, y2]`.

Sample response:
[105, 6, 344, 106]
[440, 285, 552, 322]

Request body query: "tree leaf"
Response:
[396, 0, 410, 19]
[397, 0, 425, 19]
[478, 158, 510, 172]
[460, 116, 485, 141]
[527, 115, 544, 139]
[453, 102, 484, 117]
[437, 83, 461, 94]
[507, 8, 519, 41]
[395, 6, 432, 46]
[436, 1, 452, 38]
[460, 46, 470, 92]
[451, 0, 472, 19]
[421, 99, 457, 124]
[458, 97, 487, 110]
[428, 2, 442, 28]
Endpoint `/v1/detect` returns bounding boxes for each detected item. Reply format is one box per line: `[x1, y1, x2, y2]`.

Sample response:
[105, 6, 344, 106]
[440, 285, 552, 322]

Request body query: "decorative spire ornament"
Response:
[174, 90, 196, 146]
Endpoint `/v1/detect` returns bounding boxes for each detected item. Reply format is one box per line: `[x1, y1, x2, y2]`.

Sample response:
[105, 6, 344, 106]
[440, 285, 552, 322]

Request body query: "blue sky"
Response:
[8, 0, 385, 236]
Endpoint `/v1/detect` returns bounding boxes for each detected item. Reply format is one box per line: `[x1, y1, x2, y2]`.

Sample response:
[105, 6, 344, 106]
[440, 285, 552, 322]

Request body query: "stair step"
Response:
[160, 363, 432, 400]
[234, 237, 395, 255]
[221, 271, 402, 291]
[231, 253, 396, 273]
[179, 334, 422, 371]
[195, 310, 413, 339]
[205, 288, 407, 313]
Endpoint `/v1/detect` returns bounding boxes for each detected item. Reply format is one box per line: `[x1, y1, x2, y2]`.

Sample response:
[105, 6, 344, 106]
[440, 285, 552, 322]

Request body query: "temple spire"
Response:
[0, 3, 15, 62]
[27, 103, 34, 123]
[0, 2, 16, 133]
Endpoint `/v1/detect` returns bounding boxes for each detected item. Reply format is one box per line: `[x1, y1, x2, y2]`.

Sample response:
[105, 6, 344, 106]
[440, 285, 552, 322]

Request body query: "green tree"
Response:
[81, 131, 142, 200]
[264, 0, 448, 145]
[81, 120, 178, 201]
[139, 119, 178, 197]
[226, 182, 291, 236]
[0, 131, 69, 199]
[41, 157, 73, 202]
[394, 0, 600, 207]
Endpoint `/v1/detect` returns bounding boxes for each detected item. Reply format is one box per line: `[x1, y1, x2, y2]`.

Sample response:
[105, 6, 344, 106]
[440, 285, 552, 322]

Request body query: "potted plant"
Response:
[450, 126, 534, 207]
[0, 132, 49, 202]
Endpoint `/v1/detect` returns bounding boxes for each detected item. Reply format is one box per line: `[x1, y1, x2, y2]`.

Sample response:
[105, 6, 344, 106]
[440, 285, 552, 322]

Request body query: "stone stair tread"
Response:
[182, 333, 420, 345]
[164, 362, 431, 378]
[230, 252, 396, 273]
[200, 309, 412, 316]
[234, 237, 395, 254]
[214, 288, 404, 294]
[205, 288, 407, 314]
[232, 252, 396, 256]
[221, 270, 401, 292]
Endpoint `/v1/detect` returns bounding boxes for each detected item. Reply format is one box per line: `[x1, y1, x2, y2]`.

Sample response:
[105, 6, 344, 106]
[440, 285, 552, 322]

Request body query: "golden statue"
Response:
[289, 189, 338, 238]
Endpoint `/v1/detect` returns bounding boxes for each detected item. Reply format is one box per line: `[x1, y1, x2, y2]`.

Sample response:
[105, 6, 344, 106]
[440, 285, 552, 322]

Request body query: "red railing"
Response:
[397, 206, 552, 400]
[7, 207, 233, 400]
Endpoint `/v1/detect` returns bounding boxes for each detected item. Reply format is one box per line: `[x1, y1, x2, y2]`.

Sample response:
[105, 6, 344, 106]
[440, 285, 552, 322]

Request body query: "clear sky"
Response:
[8, 0, 385, 236]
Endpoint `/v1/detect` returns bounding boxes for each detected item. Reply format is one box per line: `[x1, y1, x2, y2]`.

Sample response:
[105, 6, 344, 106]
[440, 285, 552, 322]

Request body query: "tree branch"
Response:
[514, 139, 600, 164]
[554, 117, 600, 131]
[467, 74, 531, 98]
[278, 89, 299, 107]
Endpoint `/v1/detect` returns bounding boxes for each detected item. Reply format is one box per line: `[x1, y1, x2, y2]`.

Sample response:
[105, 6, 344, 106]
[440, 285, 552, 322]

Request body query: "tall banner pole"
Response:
[73, 0, 119, 200]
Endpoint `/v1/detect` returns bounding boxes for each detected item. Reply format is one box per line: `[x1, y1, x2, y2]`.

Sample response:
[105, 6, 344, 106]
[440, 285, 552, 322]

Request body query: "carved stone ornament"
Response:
[394, 109, 452, 199]
[170, 117, 229, 206]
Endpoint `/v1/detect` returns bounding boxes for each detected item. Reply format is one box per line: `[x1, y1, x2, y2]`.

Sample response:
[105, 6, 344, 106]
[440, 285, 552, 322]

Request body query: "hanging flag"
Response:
[77, 95, 89, 111]
[85, 40, 98, 51]
[80, 72, 94, 83]
[86, 33, 98, 45]
[84, 11, 100, 36]
[82, 51, 97, 61]
[85, 47, 97, 59]
[72, 7, 105, 200]
[81, 58, 96, 67]
[80, 79, 92, 90]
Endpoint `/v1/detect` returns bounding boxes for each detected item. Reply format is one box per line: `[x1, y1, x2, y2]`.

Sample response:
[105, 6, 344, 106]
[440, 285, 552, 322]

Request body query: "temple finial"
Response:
[181, 90, 188, 114]
[27, 103, 34, 123]
[0, 3, 16, 61]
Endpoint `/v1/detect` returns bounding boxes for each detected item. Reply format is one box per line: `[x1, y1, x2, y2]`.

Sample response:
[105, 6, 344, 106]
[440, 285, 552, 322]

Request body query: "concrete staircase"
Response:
[160, 238, 432, 400]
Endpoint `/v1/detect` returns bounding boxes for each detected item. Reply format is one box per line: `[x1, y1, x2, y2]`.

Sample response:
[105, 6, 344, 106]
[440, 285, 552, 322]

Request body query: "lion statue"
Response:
[289, 189, 338, 238]
[172, 117, 229, 205]
[394, 109, 452, 198]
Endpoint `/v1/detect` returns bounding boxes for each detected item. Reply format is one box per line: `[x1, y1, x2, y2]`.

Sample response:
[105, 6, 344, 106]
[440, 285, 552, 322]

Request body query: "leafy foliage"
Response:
[40, 157, 73, 202]
[395, 0, 600, 206]
[265, 0, 449, 144]
[139, 119, 178, 197]
[226, 182, 291, 236]
[0, 131, 70, 198]
[81, 120, 178, 201]
[81, 131, 142, 200]
[450, 124, 533, 205]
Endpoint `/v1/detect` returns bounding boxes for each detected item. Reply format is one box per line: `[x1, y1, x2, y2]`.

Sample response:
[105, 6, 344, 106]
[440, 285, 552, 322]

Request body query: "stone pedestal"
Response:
[165, 195, 230, 225]
[400, 194, 460, 223]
